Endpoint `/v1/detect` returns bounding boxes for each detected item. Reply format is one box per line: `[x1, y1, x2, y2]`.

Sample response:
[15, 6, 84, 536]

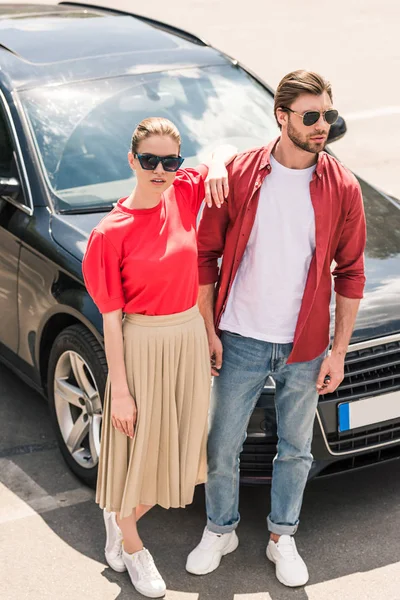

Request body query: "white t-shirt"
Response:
[219, 154, 316, 343]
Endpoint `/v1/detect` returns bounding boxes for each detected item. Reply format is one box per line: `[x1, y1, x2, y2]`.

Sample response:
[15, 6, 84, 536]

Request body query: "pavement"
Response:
[2, 361, 400, 600]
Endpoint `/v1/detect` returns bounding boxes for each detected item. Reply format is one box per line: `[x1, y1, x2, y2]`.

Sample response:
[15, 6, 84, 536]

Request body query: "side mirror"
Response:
[0, 176, 20, 198]
[327, 115, 347, 143]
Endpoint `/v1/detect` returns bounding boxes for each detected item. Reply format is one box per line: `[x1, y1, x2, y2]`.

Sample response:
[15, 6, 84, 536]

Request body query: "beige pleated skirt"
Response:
[96, 305, 211, 518]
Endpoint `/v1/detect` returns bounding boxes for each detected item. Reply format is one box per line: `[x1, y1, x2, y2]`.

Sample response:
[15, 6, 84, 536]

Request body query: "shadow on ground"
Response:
[2, 363, 400, 599]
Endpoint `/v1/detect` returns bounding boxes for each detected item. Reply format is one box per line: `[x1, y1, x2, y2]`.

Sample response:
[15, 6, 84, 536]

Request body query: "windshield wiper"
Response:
[58, 204, 116, 215]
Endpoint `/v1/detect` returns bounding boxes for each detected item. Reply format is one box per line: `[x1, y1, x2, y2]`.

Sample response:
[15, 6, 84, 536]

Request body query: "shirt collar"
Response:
[260, 136, 324, 179]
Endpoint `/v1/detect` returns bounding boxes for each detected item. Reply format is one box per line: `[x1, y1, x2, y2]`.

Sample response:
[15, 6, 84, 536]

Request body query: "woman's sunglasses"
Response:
[135, 153, 184, 172]
[281, 107, 339, 127]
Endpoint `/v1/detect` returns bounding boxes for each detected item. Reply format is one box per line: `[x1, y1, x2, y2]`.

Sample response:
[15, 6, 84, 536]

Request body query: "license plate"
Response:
[338, 390, 400, 432]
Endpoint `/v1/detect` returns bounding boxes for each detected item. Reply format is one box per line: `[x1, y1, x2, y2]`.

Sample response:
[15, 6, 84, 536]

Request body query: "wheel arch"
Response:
[38, 305, 104, 396]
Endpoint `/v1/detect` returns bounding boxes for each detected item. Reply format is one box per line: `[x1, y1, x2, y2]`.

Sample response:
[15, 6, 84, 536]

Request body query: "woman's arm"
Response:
[103, 309, 136, 439]
[203, 144, 237, 208]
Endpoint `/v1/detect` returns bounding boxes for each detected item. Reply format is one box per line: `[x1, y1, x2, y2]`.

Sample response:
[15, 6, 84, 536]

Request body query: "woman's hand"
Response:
[111, 392, 137, 438]
[204, 160, 229, 208]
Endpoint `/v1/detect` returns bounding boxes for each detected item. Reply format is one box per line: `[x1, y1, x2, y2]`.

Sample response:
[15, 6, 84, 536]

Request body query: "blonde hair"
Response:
[274, 70, 333, 129]
[131, 117, 181, 153]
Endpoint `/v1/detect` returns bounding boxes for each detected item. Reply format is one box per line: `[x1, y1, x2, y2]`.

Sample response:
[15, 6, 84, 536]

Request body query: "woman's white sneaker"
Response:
[266, 535, 309, 587]
[186, 527, 239, 575]
[123, 547, 166, 598]
[103, 509, 126, 572]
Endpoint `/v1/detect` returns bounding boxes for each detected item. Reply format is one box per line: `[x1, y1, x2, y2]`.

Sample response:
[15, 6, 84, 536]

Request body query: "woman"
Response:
[82, 117, 233, 598]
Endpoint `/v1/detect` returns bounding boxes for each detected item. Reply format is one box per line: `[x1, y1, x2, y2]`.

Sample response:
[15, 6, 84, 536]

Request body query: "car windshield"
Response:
[21, 64, 278, 212]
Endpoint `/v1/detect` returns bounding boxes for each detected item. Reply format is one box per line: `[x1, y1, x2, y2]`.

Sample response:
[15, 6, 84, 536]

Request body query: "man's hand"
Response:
[204, 160, 229, 209]
[316, 352, 345, 395]
[111, 392, 137, 438]
[208, 332, 223, 376]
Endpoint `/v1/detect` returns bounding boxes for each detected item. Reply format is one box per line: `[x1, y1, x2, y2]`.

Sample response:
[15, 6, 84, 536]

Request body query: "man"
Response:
[186, 70, 366, 587]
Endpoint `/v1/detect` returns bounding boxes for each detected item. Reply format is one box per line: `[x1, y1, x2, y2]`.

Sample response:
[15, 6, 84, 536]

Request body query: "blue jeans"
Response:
[206, 331, 327, 536]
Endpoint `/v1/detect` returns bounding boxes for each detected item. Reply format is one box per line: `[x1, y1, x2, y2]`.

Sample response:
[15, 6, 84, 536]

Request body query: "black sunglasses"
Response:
[281, 107, 339, 127]
[135, 153, 184, 172]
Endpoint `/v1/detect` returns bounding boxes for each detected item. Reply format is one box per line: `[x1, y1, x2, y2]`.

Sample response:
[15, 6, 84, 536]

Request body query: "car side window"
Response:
[0, 107, 15, 179]
[0, 102, 31, 212]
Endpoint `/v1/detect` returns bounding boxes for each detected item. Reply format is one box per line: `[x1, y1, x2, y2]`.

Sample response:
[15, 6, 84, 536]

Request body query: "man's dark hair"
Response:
[274, 70, 333, 129]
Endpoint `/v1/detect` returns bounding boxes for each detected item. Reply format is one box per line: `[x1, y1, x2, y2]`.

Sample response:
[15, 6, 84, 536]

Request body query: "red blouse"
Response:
[82, 166, 208, 315]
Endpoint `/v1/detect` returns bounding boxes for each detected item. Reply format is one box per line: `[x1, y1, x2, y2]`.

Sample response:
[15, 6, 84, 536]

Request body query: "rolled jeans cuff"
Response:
[267, 516, 298, 536]
[207, 516, 240, 534]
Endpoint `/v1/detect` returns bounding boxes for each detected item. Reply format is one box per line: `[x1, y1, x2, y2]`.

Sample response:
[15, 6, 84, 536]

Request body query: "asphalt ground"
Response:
[2, 361, 400, 600]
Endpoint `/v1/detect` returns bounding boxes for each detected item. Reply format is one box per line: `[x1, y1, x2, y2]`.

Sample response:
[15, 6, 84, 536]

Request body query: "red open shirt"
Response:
[197, 138, 366, 364]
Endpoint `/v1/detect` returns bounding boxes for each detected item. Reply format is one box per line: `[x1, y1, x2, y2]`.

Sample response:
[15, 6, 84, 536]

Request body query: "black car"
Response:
[1, 3, 400, 487]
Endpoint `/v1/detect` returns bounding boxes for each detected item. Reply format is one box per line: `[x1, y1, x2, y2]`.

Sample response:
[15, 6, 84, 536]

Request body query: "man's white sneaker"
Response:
[123, 547, 166, 598]
[103, 509, 126, 572]
[266, 535, 309, 587]
[186, 527, 239, 575]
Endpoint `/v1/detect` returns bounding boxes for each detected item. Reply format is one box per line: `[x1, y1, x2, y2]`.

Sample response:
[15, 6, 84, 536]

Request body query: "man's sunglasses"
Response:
[280, 107, 339, 127]
[134, 153, 184, 172]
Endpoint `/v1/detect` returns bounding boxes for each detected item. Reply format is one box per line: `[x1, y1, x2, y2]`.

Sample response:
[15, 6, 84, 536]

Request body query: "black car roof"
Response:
[0, 3, 227, 90]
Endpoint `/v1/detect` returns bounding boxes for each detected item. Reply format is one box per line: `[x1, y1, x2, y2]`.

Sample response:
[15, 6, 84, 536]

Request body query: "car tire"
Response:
[47, 324, 107, 488]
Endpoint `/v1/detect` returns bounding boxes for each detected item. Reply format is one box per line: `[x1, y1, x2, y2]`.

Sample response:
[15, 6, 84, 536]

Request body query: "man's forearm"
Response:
[198, 283, 216, 337]
[331, 293, 361, 356]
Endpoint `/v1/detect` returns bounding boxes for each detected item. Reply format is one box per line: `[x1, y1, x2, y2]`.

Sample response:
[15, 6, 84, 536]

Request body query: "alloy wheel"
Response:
[53, 350, 102, 469]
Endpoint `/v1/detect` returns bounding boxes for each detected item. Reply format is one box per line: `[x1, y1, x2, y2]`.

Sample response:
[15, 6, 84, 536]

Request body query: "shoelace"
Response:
[277, 537, 298, 562]
[138, 550, 162, 581]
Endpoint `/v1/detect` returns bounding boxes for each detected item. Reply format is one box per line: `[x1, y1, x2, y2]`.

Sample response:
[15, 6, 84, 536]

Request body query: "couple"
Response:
[82, 70, 366, 598]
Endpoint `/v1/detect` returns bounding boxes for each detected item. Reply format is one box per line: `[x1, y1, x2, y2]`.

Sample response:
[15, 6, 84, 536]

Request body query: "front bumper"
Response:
[240, 334, 400, 483]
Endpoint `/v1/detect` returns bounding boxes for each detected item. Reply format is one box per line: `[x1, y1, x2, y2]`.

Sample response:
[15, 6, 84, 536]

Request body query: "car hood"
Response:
[51, 176, 400, 344]
[348, 178, 400, 343]
[51, 211, 107, 264]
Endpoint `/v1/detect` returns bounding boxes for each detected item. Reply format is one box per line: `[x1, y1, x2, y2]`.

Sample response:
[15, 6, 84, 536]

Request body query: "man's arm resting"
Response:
[317, 293, 361, 394]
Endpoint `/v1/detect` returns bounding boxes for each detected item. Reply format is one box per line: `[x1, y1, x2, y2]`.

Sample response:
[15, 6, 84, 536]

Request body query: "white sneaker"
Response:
[103, 509, 126, 572]
[266, 535, 309, 587]
[186, 527, 239, 575]
[123, 547, 166, 598]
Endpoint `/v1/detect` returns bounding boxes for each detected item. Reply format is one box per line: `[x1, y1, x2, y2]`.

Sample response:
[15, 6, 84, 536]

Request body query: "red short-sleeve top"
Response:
[82, 166, 208, 315]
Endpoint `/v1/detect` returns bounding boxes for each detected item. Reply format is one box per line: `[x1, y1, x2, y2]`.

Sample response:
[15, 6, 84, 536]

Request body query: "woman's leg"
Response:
[116, 505, 154, 553]
[116, 510, 142, 554]
[136, 504, 153, 521]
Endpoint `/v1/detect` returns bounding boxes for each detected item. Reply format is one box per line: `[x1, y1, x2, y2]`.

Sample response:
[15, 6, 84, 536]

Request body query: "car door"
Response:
[0, 96, 32, 359]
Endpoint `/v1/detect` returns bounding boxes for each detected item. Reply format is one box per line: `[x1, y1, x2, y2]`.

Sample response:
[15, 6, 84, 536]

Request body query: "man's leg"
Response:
[186, 331, 271, 574]
[266, 345, 327, 587]
[206, 331, 272, 532]
[268, 348, 327, 533]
